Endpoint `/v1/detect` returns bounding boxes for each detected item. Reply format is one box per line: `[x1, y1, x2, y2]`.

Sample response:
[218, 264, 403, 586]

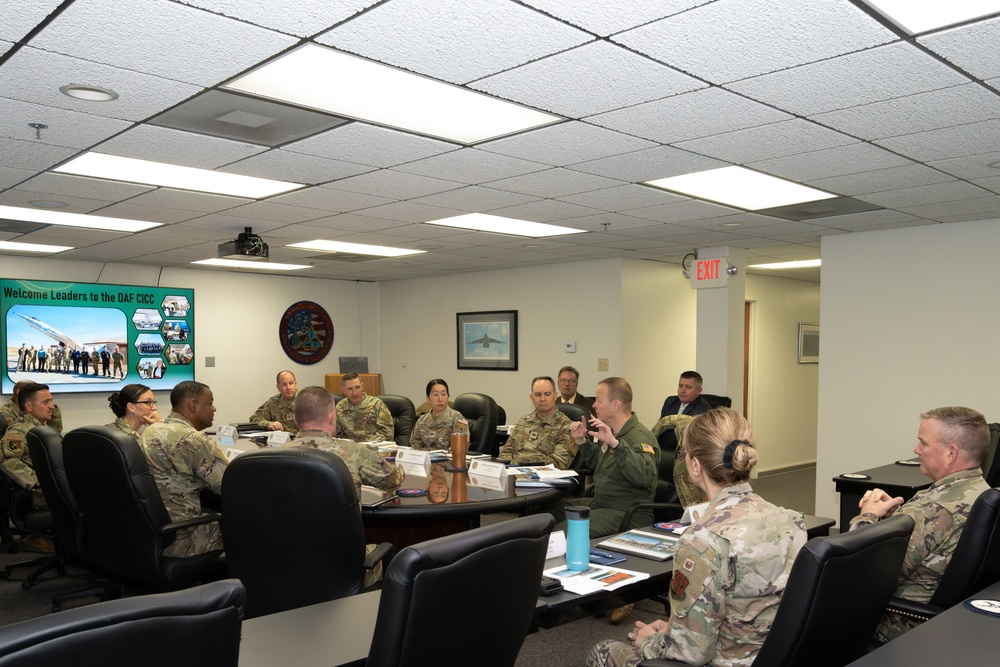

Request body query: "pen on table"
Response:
[590, 550, 618, 559]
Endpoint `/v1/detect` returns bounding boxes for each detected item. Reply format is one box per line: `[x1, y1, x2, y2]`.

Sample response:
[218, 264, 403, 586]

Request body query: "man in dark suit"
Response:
[555, 365, 594, 413]
[659, 370, 712, 419]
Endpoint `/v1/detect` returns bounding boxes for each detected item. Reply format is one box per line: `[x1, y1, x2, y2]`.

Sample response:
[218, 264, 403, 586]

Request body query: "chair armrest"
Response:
[363, 541, 395, 573]
[619, 502, 683, 533]
[156, 512, 221, 536]
[885, 595, 945, 623]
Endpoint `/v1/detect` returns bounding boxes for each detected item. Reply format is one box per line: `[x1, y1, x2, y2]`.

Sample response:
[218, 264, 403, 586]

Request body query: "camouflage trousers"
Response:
[587, 639, 644, 667]
[875, 610, 920, 644]
[163, 522, 223, 557]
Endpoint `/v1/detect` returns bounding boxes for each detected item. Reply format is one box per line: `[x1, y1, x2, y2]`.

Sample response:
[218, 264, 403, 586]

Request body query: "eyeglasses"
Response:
[558, 378, 578, 384]
[131, 400, 157, 406]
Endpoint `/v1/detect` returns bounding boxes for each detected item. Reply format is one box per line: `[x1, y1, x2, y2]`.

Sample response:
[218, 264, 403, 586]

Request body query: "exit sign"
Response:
[691, 257, 727, 288]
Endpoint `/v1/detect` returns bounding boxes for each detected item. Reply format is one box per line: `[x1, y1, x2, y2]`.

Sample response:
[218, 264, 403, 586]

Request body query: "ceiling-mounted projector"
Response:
[219, 226, 269, 259]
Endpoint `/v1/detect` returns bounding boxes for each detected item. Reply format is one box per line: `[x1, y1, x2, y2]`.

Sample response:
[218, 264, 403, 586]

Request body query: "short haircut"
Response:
[294, 386, 335, 424]
[108, 384, 152, 418]
[685, 407, 758, 484]
[17, 383, 49, 412]
[341, 372, 360, 385]
[599, 377, 632, 410]
[426, 378, 449, 396]
[558, 366, 580, 380]
[276, 370, 295, 383]
[680, 370, 703, 387]
[920, 406, 989, 464]
[170, 381, 209, 409]
[531, 376, 556, 392]
[12, 380, 31, 395]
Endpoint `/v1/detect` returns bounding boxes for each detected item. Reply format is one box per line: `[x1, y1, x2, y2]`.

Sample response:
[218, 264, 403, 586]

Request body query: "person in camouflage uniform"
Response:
[249, 370, 299, 433]
[336, 373, 393, 442]
[141, 381, 227, 557]
[292, 385, 403, 587]
[500, 376, 577, 468]
[111, 348, 125, 379]
[2, 381, 63, 434]
[589, 408, 806, 667]
[409, 379, 467, 451]
[849, 406, 990, 643]
[107, 383, 163, 442]
[547, 377, 659, 538]
[652, 413, 705, 508]
[1, 383, 56, 509]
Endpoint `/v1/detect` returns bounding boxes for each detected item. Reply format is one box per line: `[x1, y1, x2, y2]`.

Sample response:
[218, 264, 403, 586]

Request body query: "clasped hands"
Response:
[858, 488, 905, 519]
[628, 619, 668, 645]
[570, 416, 616, 448]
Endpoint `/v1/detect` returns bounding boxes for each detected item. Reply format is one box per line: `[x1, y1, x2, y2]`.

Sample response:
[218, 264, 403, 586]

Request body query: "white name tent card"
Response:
[468, 459, 506, 478]
[267, 431, 291, 447]
[546, 530, 567, 559]
[216, 424, 237, 446]
[468, 474, 504, 491]
[396, 448, 431, 475]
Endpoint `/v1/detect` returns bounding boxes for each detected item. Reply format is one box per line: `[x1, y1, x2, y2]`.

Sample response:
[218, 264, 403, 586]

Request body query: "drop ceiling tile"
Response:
[351, 201, 461, 223]
[485, 199, 600, 223]
[806, 164, 955, 196]
[614, 0, 895, 84]
[394, 149, 548, 184]
[220, 201, 328, 224]
[927, 151, 1000, 180]
[480, 122, 654, 166]
[972, 176, 1000, 195]
[485, 167, 623, 198]
[674, 119, 857, 164]
[0, 166, 33, 190]
[749, 143, 911, 182]
[724, 220, 833, 238]
[857, 181, 992, 208]
[0, 137, 79, 171]
[895, 195, 1000, 220]
[0, 40, 12, 59]
[14, 172, 154, 201]
[472, 40, 705, 118]
[287, 213, 412, 234]
[556, 184, 683, 212]
[328, 170, 464, 199]
[589, 87, 791, 144]
[31, 0, 298, 86]
[812, 209, 922, 230]
[317, 0, 591, 84]
[0, 189, 114, 213]
[19, 227, 129, 243]
[810, 84, 1000, 141]
[269, 186, 392, 213]
[729, 42, 969, 116]
[97, 125, 267, 169]
[569, 145, 726, 182]
[521, 0, 709, 36]
[138, 226, 231, 242]
[410, 185, 539, 211]
[622, 199, 739, 224]
[919, 16, 1000, 82]
[284, 123, 457, 168]
[0, 0, 63, 41]
[173, 213, 287, 234]
[875, 119, 1000, 163]
[85, 202, 199, 225]
[125, 189, 250, 214]
[177, 0, 377, 37]
[222, 149, 372, 185]
[0, 97, 134, 149]
[557, 213, 672, 232]
[0, 48, 203, 122]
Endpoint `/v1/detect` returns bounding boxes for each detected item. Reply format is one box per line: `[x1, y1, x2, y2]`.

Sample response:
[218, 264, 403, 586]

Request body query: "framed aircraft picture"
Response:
[457, 310, 518, 370]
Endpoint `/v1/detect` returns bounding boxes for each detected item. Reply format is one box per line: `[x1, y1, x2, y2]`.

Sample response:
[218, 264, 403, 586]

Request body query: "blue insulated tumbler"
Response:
[565, 505, 591, 571]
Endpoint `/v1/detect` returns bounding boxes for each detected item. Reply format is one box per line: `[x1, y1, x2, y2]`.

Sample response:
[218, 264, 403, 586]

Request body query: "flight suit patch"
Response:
[640, 443, 655, 454]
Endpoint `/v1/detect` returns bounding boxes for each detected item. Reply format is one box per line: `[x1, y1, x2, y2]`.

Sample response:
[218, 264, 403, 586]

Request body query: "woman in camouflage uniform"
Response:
[409, 379, 467, 451]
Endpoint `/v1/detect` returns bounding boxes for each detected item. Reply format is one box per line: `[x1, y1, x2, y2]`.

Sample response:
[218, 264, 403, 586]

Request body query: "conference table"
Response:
[832, 458, 930, 531]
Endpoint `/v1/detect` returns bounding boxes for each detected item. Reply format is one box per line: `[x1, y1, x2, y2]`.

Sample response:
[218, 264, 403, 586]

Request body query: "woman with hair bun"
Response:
[588, 408, 806, 667]
[108, 383, 163, 441]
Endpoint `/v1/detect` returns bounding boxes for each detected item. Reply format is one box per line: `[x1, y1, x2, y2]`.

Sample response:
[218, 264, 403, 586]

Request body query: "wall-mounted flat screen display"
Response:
[1, 278, 195, 395]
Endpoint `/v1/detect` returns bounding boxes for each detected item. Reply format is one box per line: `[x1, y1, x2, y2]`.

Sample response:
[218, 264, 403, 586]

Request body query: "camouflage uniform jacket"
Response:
[1, 398, 63, 434]
[110, 418, 141, 442]
[250, 393, 298, 433]
[141, 412, 227, 556]
[336, 394, 394, 442]
[578, 414, 659, 511]
[653, 414, 703, 508]
[409, 406, 467, 451]
[293, 429, 403, 495]
[638, 484, 806, 666]
[1, 413, 46, 489]
[500, 410, 578, 469]
[850, 466, 988, 642]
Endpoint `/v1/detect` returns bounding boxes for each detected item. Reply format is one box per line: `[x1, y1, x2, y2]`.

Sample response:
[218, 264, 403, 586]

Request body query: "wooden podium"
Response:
[325, 373, 383, 396]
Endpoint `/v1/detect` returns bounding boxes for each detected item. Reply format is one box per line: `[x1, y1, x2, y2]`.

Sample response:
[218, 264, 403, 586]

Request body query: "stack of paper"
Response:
[542, 564, 650, 595]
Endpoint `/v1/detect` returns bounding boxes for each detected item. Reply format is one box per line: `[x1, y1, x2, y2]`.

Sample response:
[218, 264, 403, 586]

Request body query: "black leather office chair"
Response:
[640, 514, 914, 667]
[378, 394, 416, 448]
[555, 401, 590, 424]
[453, 392, 498, 456]
[886, 487, 1000, 624]
[221, 447, 394, 619]
[701, 394, 732, 409]
[0, 579, 245, 667]
[496, 404, 506, 425]
[618, 446, 682, 532]
[26, 425, 111, 611]
[62, 426, 225, 595]
[367, 514, 554, 667]
[980, 423, 1000, 486]
[0, 450, 56, 586]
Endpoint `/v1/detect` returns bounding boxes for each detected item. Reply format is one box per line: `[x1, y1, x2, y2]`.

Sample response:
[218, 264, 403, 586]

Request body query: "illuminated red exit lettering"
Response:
[697, 259, 720, 281]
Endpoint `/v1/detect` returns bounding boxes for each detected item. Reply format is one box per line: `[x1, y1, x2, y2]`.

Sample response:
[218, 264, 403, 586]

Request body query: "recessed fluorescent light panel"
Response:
[860, 0, 1000, 34]
[0, 240, 74, 253]
[0, 204, 161, 233]
[644, 166, 837, 211]
[192, 258, 310, 271]
[425, 213, 586, 238]
[287, 240, 425, 257]
[54, 153, 305, 199]
[748, 259, 822, 270]
[224, 44, 562, 145]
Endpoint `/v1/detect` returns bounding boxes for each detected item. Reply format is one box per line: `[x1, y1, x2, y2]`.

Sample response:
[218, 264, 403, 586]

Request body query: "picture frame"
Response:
[457, 310, 518, 370]
[797, 323, 820, 364]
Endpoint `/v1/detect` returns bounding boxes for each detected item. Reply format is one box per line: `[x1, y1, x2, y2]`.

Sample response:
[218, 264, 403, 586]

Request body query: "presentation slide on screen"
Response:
[1, 278, 195, 395]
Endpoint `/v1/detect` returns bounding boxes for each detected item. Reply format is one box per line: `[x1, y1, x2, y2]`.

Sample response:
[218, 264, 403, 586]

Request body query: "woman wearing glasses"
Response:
[108, 383, 163, 441]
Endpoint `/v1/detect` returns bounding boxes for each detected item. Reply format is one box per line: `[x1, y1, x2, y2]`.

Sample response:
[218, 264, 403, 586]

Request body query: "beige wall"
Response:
[816, 218, 1000, 521]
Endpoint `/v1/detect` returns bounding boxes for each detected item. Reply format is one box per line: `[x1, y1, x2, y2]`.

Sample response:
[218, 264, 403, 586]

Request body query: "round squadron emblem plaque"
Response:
[279, 301, 334, 364]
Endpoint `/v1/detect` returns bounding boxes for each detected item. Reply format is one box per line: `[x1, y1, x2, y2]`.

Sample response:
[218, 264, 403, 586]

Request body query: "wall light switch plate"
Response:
[598, 358, 609, 371]
[564, 341, 576, 353]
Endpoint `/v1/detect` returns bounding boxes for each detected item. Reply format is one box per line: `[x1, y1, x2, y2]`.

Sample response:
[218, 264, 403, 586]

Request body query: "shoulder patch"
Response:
[670, 571, 690, 600]
[641, 442, 655, 454]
